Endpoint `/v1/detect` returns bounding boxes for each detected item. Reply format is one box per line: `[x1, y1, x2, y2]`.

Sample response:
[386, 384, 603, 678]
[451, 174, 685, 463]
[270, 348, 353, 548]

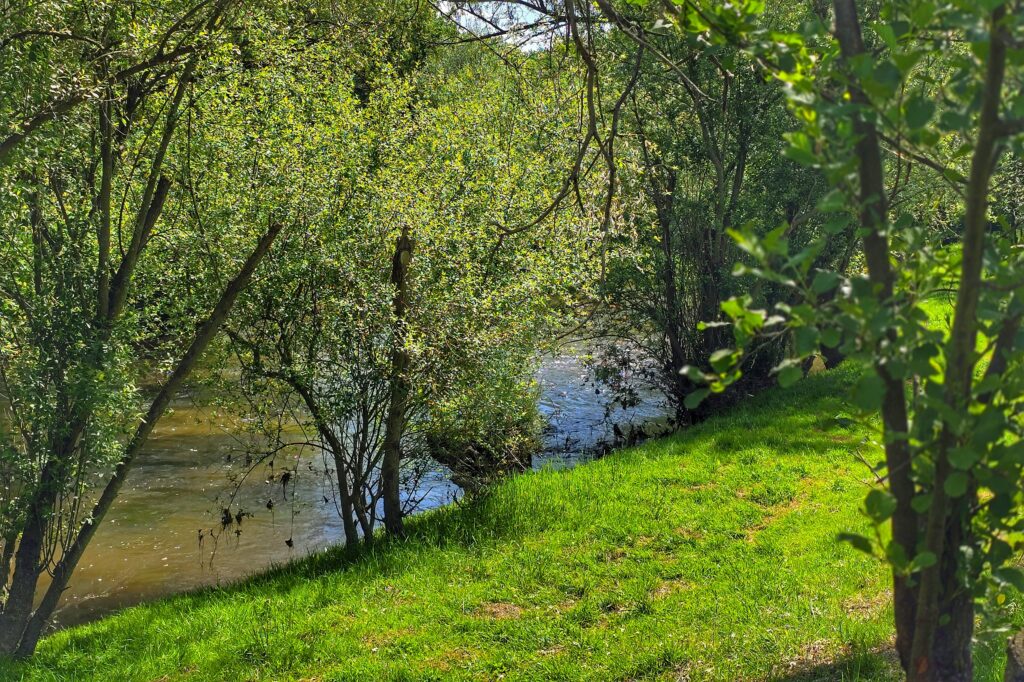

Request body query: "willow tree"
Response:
[0, 0, 288, 656]
[225, 27, 594, 542]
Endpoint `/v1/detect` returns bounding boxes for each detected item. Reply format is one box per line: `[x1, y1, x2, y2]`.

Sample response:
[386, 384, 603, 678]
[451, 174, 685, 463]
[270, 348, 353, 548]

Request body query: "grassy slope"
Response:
[2, 366, 1014, 681]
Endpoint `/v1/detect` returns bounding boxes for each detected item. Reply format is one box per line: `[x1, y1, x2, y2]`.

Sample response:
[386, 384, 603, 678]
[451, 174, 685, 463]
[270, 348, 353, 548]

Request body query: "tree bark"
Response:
[832, 0, 919, 670]
[97, 93, 113, 319]
[0, 528, 15, 599]
[0, 508, 45, 654]
[908, 6, 1007, 679]
[652, 176, 690, 420]
[381, 229, 413, 538]
[1006, 631, 1024, 682]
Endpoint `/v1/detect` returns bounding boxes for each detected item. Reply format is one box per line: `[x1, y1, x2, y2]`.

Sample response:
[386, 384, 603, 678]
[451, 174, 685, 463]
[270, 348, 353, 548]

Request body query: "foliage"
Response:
[215, 12, 596, 542]
[0, 0, 288, 656]
[425, 362, 542, 493]
[590, 2, 831, 421]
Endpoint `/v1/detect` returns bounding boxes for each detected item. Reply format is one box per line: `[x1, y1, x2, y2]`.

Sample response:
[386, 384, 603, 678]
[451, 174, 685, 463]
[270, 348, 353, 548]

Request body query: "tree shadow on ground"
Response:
[769, 647, 902, 682]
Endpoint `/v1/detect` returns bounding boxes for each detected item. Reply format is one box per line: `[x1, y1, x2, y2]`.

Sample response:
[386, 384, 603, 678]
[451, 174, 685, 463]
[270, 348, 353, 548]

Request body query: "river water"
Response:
[51, 353, 670, 628]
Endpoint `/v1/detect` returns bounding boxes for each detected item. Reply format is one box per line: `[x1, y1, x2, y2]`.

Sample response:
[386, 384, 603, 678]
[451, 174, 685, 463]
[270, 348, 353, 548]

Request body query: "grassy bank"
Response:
[1, 366, 1015, 681]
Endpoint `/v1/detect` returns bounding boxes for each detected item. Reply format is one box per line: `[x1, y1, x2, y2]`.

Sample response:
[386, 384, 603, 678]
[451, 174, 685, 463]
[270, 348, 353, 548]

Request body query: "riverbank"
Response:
[2, 365, 1015, 680]
[40, 351, 670, 629]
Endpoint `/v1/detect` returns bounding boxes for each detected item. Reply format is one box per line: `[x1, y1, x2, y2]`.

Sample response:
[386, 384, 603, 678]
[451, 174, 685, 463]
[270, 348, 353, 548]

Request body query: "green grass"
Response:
[1, 365, 1016, 681]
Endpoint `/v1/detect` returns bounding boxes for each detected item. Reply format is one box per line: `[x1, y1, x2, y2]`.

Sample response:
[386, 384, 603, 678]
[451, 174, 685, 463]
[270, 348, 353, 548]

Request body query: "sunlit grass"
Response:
[2, 364, 1017, 681]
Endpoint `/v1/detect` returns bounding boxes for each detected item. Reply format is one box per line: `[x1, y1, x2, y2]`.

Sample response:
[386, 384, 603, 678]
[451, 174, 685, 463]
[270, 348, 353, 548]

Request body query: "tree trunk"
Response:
[381, 229, 413, 538]
[0, 528, 15, 598]
[334, 457, 360, 550]
[0, 451, 69, 656]
[0, 513, 44, 655]
[926, 592, 973, 681]
[655, 194, 689, 421]
[918, 494, 974, 681]
[832, 1, 1009, 678]
[831, 0, 920, 671]
[908, 5, 1006, 677]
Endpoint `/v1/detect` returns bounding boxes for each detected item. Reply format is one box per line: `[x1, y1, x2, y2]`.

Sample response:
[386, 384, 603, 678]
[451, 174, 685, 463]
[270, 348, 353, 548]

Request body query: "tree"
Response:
[583, 4, 832, 423]
[0, 0, 288, 656]
[653, 0, 1024, 678]
[222, 26, 593, 544]
[446, 1, 837, 422]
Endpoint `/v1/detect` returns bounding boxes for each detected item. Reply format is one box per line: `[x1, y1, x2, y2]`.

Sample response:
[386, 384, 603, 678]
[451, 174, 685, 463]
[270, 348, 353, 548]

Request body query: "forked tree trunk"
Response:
[906, 3, 1006, 678]
[832, 1, 1010, 679]
[381, 228, 413, 538]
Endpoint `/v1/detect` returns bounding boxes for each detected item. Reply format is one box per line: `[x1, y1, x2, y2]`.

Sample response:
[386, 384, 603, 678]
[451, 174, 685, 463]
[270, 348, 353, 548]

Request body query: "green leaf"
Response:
[811, 271, 840, 294]
[794, 326, 819, 355]
[864, 489, 897, 522]
[817, 189, 847, 213]
[909, 343, 939, 377]
[721, 298, 745, 319]
[885, 541, 909, 571]
[994, 442, 1024, 465]
[822, 215, 850, 235]
[904, 95, 935, 130]
[911, 493, 932, 514]
[994, 567, 1024, 591]
[948, 446, 981, 471]
[940, 110, 969, 132]
[910, 1, 935, 25]
[684, 388, 710, 410]
[892, 50, 924, 75]
[778, 365, 802, 388]
[990, 538, 1014, 566]
[820, 328, 841, 348]
[784, 131, 817, 166]
[863, 60, 902, 99]
[709, 348, 736, 373]
[909, 551, 937, 572]
[944, 471, 969, 498]
[784, 143, 818, 167]
[873, 22, 896, 49]
[852, 373, 885, 412]
[680, 365, 705, 382]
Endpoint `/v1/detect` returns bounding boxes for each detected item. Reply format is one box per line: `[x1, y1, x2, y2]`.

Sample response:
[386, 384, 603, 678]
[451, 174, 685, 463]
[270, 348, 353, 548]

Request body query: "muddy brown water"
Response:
[50, 354, 670, 628]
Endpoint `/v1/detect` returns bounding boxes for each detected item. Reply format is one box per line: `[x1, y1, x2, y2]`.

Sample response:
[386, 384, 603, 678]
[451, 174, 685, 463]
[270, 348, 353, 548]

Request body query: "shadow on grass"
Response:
[770, 648, 901, 682]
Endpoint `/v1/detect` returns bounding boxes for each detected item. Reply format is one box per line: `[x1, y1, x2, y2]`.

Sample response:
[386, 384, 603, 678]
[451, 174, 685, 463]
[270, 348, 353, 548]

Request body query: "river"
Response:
[50, 352, 670, 628]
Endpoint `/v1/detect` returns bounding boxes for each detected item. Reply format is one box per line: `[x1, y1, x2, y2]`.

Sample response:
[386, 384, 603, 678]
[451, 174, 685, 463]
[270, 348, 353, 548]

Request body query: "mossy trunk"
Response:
[1006, 632, 1024, 681]
[382, 229, 413, 538]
